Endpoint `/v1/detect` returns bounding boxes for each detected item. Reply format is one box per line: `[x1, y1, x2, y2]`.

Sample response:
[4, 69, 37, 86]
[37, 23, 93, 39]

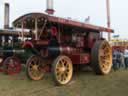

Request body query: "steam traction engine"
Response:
[0, 13, 113, 85]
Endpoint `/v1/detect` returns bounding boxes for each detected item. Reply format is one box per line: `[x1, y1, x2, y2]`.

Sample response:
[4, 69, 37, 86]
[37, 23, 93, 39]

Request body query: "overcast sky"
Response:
[0, 0, 128, 39]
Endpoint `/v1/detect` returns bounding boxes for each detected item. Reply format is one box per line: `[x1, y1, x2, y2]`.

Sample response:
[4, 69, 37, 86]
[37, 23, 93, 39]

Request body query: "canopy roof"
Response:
[13, 12, 114, 33]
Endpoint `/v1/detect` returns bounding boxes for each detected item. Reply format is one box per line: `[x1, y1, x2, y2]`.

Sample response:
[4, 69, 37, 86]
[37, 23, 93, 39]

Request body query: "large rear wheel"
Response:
[26, 55, 45, 80]
[52, 56, 73, 85]
[91, 40, 112, 75]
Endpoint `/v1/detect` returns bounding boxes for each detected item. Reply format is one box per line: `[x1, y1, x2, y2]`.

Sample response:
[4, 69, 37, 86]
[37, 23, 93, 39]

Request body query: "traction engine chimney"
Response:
[4, 3, 10, 29]
[45, 0, 55, 15]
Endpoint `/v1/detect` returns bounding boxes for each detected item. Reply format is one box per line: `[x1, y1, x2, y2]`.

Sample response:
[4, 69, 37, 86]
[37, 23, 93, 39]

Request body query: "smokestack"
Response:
[106, 0, 111, 41]
[45, 0, 55, 15]
[4, 3, 10, 29]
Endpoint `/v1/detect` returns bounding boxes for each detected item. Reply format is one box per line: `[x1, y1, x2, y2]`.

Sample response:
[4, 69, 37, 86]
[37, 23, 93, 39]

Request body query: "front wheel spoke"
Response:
[31, 61, 35, 65]
[57, 62, 63, 68]
[56, 68, 61, 73]
[61, 74, 64, 81]
[104, 60, 110, 65]
[103, 65, 108, 71]
[61, 60, 65, 67]
[105, 55, 110, 59]
[36, 70, 41, 76]
[57, 73, 62, 80]
[101, 65, 106, 70]
[29, 66, 33, 70]
[62, 59, 65, 63]
[63, 61, 67, 66]
[34, 65, 39, 69]
[56, 71, 63, 77]
[102, 63, 108, 70]
[100, 56, 105, 59]
[66, 68, 70, 73]
[32, 70, 39, 77]
[65, 69, 70, 73]
[61, 62, 65, 67]
[63, 73, 68, 80]
[105, 62, 110, 67]
[59, 60, 63, 65]
[36, 60, 41, 65]
[34, 71, 39, 77]
[65, 63, 69, 68]
[100, 59, 104, 64]
[29, 68, 35, 72]
[33, 59, 38, 65]
[57, 73, 63, 81]
[31, 70, 36, 77]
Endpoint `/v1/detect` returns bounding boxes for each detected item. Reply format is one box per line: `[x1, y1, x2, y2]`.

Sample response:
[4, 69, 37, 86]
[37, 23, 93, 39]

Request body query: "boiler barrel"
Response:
[48, 46, 75, 57]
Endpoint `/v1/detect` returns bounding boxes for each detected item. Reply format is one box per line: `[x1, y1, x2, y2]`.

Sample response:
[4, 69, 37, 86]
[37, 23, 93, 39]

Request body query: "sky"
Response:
[0, 0, 128, 39]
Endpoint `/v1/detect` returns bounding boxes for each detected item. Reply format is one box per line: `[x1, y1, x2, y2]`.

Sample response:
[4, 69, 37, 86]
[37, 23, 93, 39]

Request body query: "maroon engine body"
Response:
[13, 13, 113, 66]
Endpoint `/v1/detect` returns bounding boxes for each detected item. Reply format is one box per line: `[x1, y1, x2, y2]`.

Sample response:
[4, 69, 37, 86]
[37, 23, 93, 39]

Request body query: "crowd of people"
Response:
[113, 48, 128, 70]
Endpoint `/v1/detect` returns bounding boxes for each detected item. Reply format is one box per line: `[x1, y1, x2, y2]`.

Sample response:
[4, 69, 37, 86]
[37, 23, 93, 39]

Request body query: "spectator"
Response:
[113, 49, 119, 70]
[118, 50, 125, 69]
[124, 48, 128, 69]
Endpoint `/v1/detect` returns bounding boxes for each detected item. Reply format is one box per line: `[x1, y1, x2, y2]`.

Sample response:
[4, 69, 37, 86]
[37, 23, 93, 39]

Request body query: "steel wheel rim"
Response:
[99, 41, 112, 74]
[55, 56, 73, 85]
[27, 56, 44, 80]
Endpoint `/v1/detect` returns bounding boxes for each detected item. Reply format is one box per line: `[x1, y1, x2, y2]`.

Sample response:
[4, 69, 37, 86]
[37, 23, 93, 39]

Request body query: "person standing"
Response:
[113, 49, 119, 70]
[118, 50, 125, 69]
[124, 48, 128, 69]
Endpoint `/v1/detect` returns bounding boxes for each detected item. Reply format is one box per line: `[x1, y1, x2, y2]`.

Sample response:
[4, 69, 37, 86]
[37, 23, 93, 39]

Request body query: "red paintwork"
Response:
[51, 26, 57, 36]
[6, 61, 22, 75]
[22, 41, 34, 48]
[68, 53, 90, 64]
[45, 9, 55, 15]
[88, 35, 95, 48]
[80, 54, 90, 64]
[59, 46, 90, 64]
[69, 54, 80, 64]
[0, 69, 4, 72]
[34, 40, 49, 46]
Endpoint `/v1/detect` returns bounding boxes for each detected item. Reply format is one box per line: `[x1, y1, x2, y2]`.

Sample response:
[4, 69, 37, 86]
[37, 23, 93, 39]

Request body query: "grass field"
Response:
[0, 68, 128, 96]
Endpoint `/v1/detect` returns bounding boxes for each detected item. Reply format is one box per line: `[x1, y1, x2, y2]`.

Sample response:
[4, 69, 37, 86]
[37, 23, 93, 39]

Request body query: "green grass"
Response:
[0, 68, 128, 96]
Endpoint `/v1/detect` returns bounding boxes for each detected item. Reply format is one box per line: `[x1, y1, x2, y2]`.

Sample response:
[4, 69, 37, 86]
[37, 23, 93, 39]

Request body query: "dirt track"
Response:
[0, 69, 128, 96]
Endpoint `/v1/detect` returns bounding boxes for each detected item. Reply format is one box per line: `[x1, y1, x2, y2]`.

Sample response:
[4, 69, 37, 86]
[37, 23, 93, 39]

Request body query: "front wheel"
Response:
[26, 55, 45, 80]
[52, 56, 73, 86]
[3, 56, 22, 75]
[91, 40, 112, 75]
